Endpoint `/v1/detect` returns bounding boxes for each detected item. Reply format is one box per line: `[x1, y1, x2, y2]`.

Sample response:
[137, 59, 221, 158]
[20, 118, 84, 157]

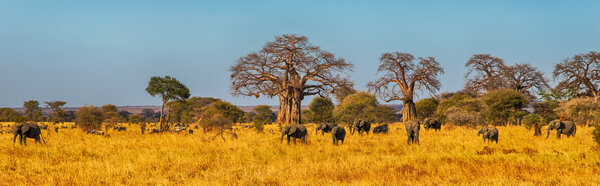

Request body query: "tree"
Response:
[503, 63, 549, 99]
[334, 92, 378, 124]
[230, 34, 353, 124]
[118, 110, 131, 121]
[23, 100, 43, 122]
[146, 76, 191, 130]
[415, 98, 439, 120]
[368, 52, 444, 122]
[523, 114, 545, 136]
[556, 97, 600, 126]
[464, 54, 506, 94]
[252, 105, 272, 132]
[75, 106, 104, 131]
[199, 100, 245, 131]
[307, 96, 334, 123]
[482, 89, 529, 125]
[45, 101, 67, 123]
[141, 109, 158, 122]
[102, 104, 121, 125]
[369, 105, 398, 123]
[0, 108, 22, 122]
[333, 86, 357, 103]
[436, 93, 484, 127]
[553, 51, 600, 101]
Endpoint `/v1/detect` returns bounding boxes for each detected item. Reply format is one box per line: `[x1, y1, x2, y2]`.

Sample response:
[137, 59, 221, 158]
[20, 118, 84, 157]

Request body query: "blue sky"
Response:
[1, 1, 599, 107]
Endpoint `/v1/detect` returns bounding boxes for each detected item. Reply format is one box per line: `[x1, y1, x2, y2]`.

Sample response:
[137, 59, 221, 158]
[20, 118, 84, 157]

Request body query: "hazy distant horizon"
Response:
[1, 1, 599, 108]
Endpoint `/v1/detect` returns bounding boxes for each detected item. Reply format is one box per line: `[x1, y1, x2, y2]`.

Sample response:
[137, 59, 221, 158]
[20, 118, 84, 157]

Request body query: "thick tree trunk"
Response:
[275, 90, 303, 125]
[276, 95, 289, 124]
[402, 100, 417, 122]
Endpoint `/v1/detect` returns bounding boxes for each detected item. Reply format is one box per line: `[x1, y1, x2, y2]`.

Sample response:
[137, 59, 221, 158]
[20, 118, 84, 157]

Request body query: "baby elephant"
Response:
[477, 126, 499, 143]
[281, 125, 307, 144]
[372, 124, 389, 134]
[423, 118, 442, 131]
[331, 126, 346, 145]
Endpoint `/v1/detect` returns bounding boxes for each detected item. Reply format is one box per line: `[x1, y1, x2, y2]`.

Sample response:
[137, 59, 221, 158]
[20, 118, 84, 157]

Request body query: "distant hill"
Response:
[11, 104, 402, 114]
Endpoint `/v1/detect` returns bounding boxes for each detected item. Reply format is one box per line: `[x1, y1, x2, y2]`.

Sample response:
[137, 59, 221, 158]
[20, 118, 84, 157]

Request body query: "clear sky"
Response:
[1, 1, 599, 108]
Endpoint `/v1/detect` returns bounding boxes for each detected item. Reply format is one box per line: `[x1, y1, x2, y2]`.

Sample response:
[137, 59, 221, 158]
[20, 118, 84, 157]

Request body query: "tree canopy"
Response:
[553, 51, 600, 101]
[146, 76, 190, 130]
[230, 34, 353, 124]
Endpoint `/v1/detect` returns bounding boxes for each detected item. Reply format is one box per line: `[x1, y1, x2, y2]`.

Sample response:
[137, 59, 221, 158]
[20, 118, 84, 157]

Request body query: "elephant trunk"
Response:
[280, 133, 285, 143]
[477, 129, 483, 136]
[546, 127, 551, 139]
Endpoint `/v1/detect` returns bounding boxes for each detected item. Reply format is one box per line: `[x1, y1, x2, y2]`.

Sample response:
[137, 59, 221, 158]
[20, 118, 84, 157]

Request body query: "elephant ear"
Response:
[21, 124, 30, 134]
[289, 126, 297, 134]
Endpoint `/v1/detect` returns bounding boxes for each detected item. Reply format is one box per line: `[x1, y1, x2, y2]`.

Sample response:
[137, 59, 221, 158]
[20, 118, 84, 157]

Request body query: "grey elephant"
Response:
[316, 123, 337, 135]
[281, 125, 307, 144]
[477, 126, 498, 143]
[372, 124, 389, 134]
[352, 120, 371, 135]
[331, 126, 346, 145]
[546, 120, 576, 139]
[423, 118, 441, 131]
[13, 123, 45, 145]
[405, 121, 420, 144]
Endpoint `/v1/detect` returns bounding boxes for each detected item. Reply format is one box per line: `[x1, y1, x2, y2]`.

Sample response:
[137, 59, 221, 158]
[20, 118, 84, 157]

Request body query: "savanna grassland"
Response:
[1, 122, 599, 185]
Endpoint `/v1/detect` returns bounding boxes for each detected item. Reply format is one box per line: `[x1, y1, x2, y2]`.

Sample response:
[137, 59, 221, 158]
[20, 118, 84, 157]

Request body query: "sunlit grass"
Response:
[1, 122, 599, 185]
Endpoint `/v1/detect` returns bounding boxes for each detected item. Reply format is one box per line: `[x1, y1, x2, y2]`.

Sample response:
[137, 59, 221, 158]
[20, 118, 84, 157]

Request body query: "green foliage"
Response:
[522, 114, 544, 130]
[334, 92, 378, 124]
[415, 98, 439, 120]
[538, 88, 577, 102]
[129, 114, 143, 124]
[168, 97, 219, 124]
[75, 105, 104, 131]
[436, 93, 482, 122]
[368, 105, 398, 123]
[102, 104, 122, 125]
[333, 86, 357, 103]
[533, 101, 559, 123]
[482, 89, 529, 125]
[145, 76, 191, 103]
[556, 97, 600, 126]
[200, 100, 245, 130]
[0, 108, 22, 122]
[307, 96, 334, 123]
[23, 100, 43, 121]
[593, 124, 600, 145]
[252, 105, 272, 133]
[445, 106, 486, 127]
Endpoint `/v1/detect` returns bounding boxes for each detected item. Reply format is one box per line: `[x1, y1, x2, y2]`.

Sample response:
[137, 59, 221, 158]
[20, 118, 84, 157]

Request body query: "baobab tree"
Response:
[503, 63, 549, 98]
[464, 54, 506, 94]
[230, 34, 353, 124]
[367, 52, 444, 122]
[553, 51, 600, 101]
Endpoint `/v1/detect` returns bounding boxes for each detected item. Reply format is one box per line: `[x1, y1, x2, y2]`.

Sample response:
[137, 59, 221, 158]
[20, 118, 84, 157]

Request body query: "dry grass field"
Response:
[1, 122, 599, 185]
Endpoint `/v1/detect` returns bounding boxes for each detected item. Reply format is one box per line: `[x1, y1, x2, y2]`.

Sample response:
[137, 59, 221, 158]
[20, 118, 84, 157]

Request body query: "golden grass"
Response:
[1, 122, 599, 185]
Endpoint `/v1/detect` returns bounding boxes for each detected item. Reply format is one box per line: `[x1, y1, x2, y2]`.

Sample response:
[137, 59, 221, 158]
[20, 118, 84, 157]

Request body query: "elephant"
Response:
[281, 125, 307, 144]
[331, 126, 346, 145]
[40, 125, 48, 130]
[372, 124, 389, 134]
[118, 126, 127, 131]
[113, 126, 119, 130]
[316, 123, 337, 135]
[477, 126, 498, 143]
[13, 123, 45, 145]
[405, 121, 420, 144]
[188, 129, 194, 134]
[352, 120, 371, 135]
[423, 118, 442, 131]
[546, 120, 576, 139]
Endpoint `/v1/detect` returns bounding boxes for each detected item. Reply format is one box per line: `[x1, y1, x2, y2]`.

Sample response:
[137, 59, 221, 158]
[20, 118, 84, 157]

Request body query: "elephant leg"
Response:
[415, 133, 419, 144]
[557, 129, 562, 139]
[23, 136, 27, 146]
[287, 136, 291, 144]
[293, 137, 297, 144]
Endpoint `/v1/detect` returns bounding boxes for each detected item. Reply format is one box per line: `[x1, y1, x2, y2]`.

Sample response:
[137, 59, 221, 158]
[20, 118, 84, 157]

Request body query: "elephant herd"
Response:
[280, 118, 579, 146]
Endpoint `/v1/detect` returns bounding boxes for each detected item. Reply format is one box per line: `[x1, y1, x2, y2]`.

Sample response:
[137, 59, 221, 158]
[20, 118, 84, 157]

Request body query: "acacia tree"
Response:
[464, 54, 506, 94]
[368, 52, 444, 122]
[45, 101, 67, 123]
[553, 51, 600, 101]
[230, 34, 353, 124]
[23, 100, 43, 122]
[146, 76, 190, 130]
[503, 63, 549, 97]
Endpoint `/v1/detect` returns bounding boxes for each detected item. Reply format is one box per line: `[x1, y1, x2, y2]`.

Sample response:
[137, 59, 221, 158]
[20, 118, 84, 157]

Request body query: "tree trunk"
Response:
[533, 124, 542, 136]
[276, 95, 289, 124]
[402, 100, 417, 122]
[159, 101, 165, 131]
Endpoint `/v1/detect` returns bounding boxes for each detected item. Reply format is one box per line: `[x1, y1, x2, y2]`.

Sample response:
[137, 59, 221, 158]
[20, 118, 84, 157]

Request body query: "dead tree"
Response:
[464, 54, 506, 94]
[230, 34, 353, 124]
[368, 52, 444, 122]
[553, 51, 600, 101]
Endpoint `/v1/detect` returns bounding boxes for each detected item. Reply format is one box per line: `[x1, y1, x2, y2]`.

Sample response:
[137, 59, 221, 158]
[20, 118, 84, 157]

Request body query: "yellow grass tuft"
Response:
[1, 122, 599, 185]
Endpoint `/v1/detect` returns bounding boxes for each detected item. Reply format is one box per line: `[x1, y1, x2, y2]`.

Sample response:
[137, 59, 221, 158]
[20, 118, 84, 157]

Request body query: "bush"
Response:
[415, 98, 438, 120]
[482, 89, 528, 125]
[593, 125, 600, 145]
[75, 106, 104, 131]
[556, 97, 600, 126]
[307, 97, 334, 123]
[445, 106, 485, 128]
[522, 114, 545, 136]
[436, 93, 482, 123]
